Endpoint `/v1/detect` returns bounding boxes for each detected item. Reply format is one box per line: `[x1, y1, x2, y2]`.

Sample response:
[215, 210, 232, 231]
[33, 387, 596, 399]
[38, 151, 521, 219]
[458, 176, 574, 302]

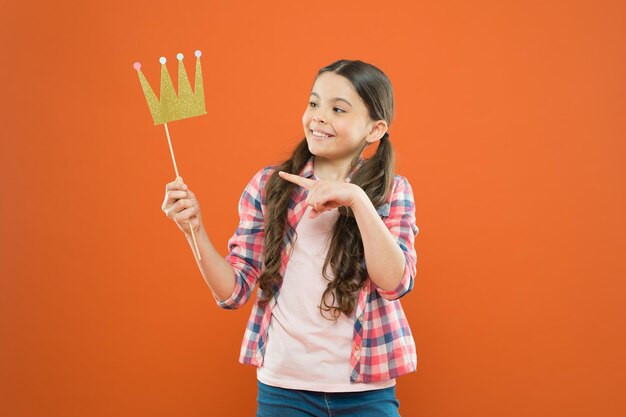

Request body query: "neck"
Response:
[313, 154, 362, 181]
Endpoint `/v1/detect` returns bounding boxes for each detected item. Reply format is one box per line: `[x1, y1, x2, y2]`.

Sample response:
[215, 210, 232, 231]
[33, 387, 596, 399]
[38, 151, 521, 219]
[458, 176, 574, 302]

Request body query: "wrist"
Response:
[184, 222, 206, 239]
[349, 185, 369, 210]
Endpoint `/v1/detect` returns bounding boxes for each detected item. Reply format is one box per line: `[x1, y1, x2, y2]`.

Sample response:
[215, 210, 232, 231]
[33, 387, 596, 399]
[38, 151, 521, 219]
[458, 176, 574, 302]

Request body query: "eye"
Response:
[308, 101, 317, 108]
[334, 107, 345, 113]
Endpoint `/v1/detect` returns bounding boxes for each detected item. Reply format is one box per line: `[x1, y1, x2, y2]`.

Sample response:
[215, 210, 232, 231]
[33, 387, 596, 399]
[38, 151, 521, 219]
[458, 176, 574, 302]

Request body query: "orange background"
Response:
[1, 0, 625, 416]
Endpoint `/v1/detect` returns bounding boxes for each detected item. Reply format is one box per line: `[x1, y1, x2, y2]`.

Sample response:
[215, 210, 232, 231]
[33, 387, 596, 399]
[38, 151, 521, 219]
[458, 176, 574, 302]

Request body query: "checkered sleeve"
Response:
[372, 175, 419, 301]
[214, 167, 268, 310]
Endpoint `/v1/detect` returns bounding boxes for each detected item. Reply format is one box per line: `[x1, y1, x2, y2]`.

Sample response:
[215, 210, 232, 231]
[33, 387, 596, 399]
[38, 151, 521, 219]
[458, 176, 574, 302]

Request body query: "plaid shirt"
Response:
[215, 155, 419, 383]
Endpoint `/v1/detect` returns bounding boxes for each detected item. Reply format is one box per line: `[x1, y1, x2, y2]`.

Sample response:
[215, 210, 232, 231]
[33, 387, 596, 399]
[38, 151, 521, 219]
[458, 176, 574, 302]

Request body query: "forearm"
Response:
[350, 188, 406, 291]
[184, 225, 236, 301]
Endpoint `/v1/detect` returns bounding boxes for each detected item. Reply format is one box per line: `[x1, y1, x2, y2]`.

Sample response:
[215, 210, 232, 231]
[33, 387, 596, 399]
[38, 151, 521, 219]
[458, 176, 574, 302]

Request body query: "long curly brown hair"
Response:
[258, 59, 396, 320]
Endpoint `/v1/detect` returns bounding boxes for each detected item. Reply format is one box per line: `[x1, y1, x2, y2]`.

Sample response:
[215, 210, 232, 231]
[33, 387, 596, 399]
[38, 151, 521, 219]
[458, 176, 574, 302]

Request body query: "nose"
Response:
[313, 114, 325, 123]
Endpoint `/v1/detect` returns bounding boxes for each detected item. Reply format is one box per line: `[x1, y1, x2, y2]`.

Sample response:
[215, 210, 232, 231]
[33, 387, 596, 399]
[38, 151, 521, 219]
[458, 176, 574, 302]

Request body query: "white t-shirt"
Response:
[257, 205, 396, 392]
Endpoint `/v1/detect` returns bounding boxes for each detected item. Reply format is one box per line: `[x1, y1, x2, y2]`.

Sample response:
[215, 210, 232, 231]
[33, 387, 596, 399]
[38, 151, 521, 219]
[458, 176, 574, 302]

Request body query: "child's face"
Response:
[302, 72, 387, 163]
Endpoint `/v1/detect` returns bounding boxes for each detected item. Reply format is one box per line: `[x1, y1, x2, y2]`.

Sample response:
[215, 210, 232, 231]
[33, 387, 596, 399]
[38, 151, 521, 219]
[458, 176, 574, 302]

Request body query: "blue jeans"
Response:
[256, 380, 401, 417]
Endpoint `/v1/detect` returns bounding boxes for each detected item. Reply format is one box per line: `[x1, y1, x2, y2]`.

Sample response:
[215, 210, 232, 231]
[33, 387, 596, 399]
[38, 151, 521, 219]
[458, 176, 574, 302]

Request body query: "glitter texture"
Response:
[135, 51, 207, 125]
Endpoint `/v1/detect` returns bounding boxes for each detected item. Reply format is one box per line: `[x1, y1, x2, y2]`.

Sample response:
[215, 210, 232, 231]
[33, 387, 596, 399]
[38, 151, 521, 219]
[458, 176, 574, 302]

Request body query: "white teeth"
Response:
[312, 130, 331, 138]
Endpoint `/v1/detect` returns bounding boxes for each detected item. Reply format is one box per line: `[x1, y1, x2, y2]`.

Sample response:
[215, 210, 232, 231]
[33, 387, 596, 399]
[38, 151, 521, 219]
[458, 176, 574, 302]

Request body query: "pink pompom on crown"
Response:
[133, 62, 141, 70]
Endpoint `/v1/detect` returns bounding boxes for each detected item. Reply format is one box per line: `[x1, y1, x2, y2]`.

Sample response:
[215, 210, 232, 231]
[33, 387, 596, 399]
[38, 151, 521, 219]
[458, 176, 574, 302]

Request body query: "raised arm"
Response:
[162, 178, 236, 301]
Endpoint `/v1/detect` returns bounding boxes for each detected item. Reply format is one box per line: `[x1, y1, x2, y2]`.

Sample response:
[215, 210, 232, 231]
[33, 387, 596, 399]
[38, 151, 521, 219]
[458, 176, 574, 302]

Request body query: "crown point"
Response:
[133, 62, 141, 70]
[195, 50, 202, 57]
[159, 57, 167, 64]
[177, 53, 184, 61]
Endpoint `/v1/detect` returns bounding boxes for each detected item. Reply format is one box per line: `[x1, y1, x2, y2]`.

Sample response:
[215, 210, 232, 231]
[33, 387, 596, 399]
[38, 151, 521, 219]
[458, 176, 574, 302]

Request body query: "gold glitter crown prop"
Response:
[133, 50, 206, 125]
[132, 50, 206, 262]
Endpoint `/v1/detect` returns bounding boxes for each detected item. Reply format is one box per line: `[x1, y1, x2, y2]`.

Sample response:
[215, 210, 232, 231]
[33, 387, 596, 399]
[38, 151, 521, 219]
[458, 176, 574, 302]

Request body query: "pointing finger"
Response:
[278, 171, 315, 189]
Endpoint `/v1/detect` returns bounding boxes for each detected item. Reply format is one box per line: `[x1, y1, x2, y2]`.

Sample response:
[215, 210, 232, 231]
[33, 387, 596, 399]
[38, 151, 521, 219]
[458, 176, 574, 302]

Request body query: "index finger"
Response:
[166, 179, 187, 191]
[278, 171, 316, 189]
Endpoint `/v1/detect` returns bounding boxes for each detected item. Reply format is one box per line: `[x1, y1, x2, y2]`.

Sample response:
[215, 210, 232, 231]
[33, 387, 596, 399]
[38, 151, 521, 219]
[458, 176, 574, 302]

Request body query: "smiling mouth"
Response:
[310, 130, 335, 138]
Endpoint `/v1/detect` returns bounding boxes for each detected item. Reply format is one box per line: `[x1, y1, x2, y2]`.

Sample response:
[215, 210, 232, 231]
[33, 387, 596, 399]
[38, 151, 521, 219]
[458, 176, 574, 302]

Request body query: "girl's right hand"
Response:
[162, 177, 203, 236]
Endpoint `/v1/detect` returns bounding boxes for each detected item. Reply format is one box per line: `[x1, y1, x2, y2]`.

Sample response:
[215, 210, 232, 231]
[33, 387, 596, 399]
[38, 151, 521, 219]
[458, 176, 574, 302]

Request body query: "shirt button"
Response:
[354, 344, 361, 351]
[358, 315, 364, 322]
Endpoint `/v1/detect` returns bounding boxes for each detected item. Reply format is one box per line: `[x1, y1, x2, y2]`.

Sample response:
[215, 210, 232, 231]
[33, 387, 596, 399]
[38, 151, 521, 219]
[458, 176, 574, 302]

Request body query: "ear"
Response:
[365, 120, 389, 144]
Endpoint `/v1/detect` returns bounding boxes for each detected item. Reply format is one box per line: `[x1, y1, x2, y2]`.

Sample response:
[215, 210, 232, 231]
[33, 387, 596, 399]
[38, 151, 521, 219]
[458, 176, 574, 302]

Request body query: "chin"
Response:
[305, 139, 317, 155]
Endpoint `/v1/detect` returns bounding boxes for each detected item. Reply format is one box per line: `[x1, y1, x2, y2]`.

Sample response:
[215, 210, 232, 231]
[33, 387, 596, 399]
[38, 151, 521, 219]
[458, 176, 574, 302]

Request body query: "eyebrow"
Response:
[309, 92, 353, 107]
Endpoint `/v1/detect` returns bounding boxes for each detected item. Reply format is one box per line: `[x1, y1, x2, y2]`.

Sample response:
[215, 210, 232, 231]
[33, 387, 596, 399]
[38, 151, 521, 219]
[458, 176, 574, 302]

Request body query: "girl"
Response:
[162, 59, 419, 417]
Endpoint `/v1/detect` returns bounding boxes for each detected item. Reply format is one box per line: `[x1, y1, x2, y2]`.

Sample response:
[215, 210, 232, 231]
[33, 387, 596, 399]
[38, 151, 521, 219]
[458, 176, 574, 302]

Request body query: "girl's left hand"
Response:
[278, 171, 361, 219]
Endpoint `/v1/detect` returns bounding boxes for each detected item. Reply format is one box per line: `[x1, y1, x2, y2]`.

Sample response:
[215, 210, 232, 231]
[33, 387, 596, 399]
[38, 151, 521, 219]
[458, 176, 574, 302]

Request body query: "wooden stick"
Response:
[164, 123, 202, 262]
